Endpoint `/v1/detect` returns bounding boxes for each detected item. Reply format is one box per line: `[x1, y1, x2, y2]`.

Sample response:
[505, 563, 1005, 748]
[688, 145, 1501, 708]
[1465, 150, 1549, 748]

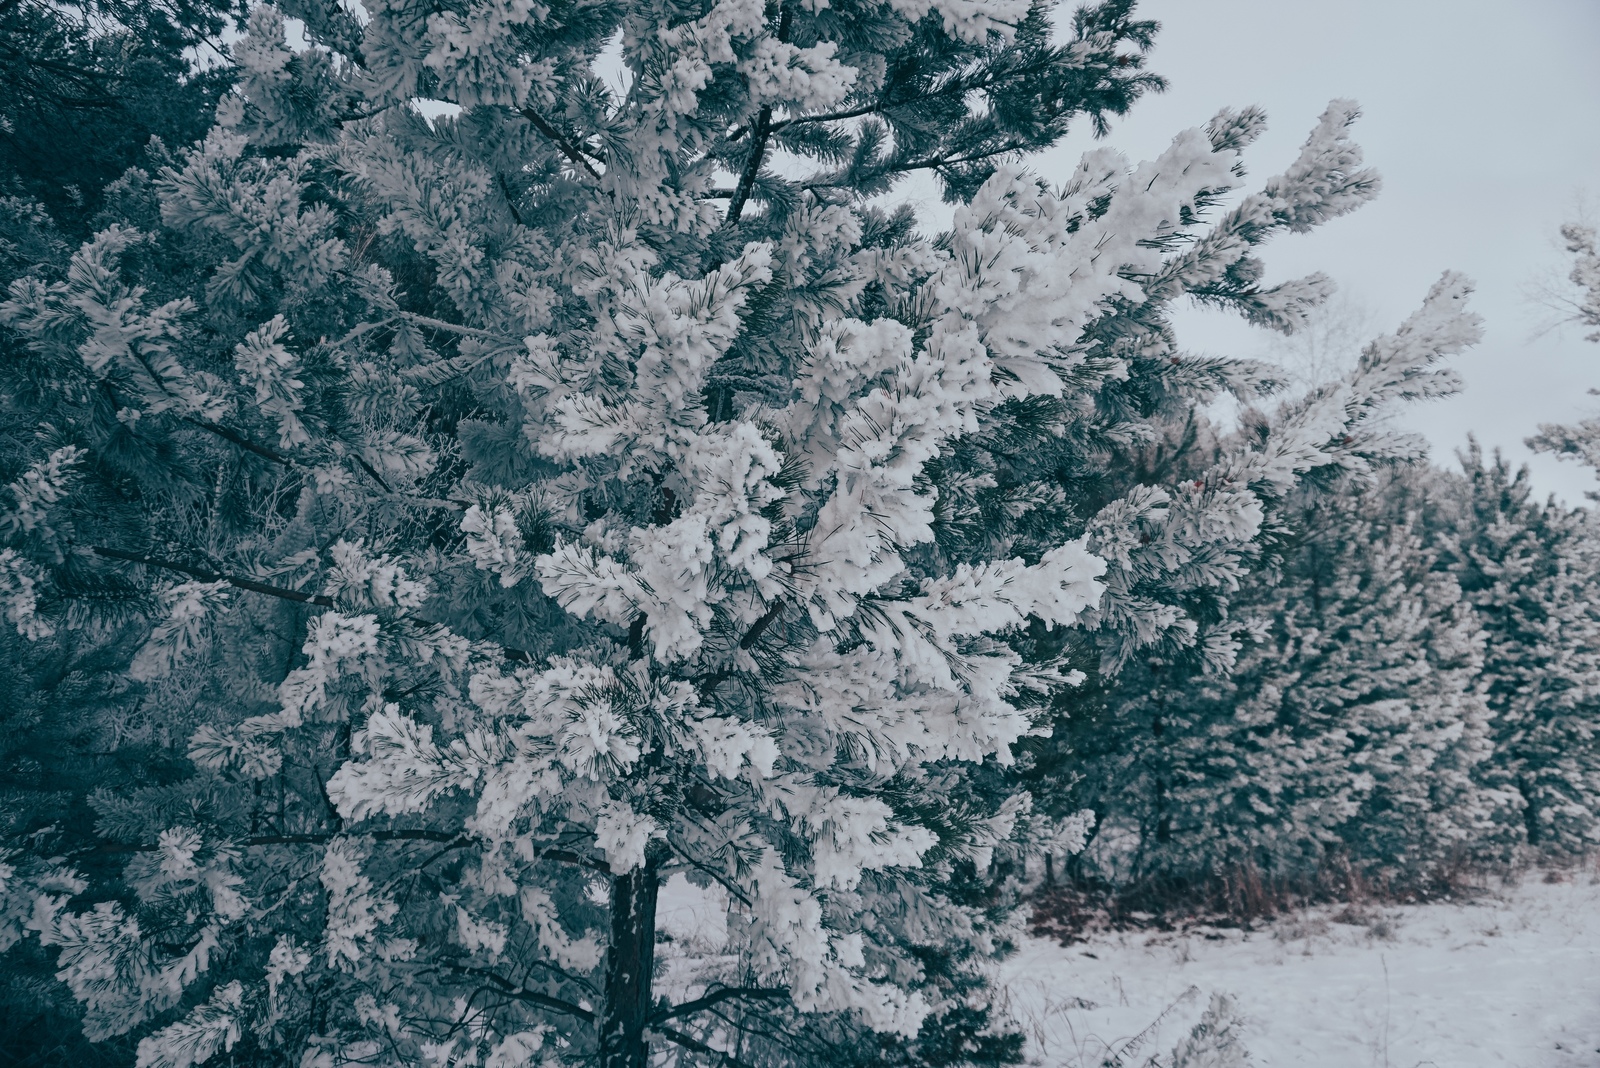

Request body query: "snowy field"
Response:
[1000, 872, 1600, 1068]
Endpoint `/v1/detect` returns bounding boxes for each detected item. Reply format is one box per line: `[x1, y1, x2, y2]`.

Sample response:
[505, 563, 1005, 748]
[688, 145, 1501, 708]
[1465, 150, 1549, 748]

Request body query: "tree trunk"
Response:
[599, 853, 661, 1068]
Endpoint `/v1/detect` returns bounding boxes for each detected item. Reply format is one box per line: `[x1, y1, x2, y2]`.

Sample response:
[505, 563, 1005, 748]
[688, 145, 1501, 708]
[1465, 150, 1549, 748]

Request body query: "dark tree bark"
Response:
[599, 850, 662, 1068]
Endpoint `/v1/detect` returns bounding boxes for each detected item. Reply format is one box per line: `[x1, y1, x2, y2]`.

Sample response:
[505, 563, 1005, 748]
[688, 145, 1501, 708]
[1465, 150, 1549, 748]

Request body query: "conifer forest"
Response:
[1, 0, 1597, 1065]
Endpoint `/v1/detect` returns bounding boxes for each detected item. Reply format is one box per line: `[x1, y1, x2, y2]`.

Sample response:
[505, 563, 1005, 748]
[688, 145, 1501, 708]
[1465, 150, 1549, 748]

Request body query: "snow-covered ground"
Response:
[1000, 871, 1600, 1067]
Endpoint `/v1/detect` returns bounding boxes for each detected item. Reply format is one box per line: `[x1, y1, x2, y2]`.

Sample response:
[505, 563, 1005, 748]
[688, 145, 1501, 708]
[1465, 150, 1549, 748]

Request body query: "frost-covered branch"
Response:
[90, 546, 337, 608]
[652, 986, 790, 1024]
[520, 106, 604, 182]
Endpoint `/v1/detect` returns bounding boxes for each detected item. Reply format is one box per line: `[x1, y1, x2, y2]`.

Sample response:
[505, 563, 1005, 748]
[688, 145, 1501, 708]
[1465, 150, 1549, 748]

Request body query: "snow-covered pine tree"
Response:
[1553, 220, 1600, 343]
[1456, 219, 1600, 854]
[1529, 220, 1600, 471]
[0, 3, 1158, 1064]
[1057, 297, 1497, 889]
[1436, 444, 1600, 853]
[0, 2, 1486, 1066]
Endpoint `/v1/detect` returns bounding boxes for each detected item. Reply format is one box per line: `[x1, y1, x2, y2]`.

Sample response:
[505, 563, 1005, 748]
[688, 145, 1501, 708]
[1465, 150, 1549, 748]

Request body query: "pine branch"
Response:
[247, 829, 458, 845]
[627, 611, 647, 660]
[191, 412, 367, 493]
[190, 410, 460, 512]
[186, 417, 294, 467]
[748, 54, 1065, 141]
[400, 311, 511, 340]
[724, 4, 792, 226]
[89, 545, 545, 670]
[82, 828, 458, 853]
[89, 828, 607, 870]
[665, 831, 754, 908]
[330, 317, 396, 349]
[738, 601, 785, 650]
[691, 602, 787, 693]
[520, 106, 603, 181]
[336, 100, 405, 124]
[725, 107, 773, 226]
[805, 138, 1034, 195]
[350, 451, 394, 494]
[105, 383, 293, 473]
[447, 963, 598, 1022]
[373, 835, 473, 894]
[262, 831, 606, 871]
[652, 1023, 758, 1068]
[497, 171, 528, 227]
[89, 546, 336, 607]
[652, 987, 788, 1025]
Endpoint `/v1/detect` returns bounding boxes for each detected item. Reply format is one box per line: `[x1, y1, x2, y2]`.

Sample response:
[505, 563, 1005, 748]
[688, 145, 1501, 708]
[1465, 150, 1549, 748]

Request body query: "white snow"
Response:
[999, 871, 1600, 1067]
[657, 872, 730, 952]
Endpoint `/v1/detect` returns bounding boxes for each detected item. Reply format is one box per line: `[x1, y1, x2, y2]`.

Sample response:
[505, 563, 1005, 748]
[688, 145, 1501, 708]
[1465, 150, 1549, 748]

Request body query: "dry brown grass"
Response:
[1027, 850, 1514, 944]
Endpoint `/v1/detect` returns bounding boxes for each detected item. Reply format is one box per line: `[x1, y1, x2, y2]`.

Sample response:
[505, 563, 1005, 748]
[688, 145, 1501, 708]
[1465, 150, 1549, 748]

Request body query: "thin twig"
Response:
[90, 546, 336, 607]
[186, 413, 458, 510]
[186, 418, 293, 467]
[652, 1022, 757, 1068]
[738, 55, 1066, 142]
[694, 601, 788, 692]
[400, 311, 510, 340]
[445, 963, 597, 1022]
[88, 828, 606, 871]
[724, 5, 792, 225]
[520, 106, 603, 181]
[248, 829, 457, 846]
[665, 832, 754, 908]
[350, 451, 395, 494]
[497, 172, 528, 227]
[738, 601, 785, 650]
[652, 987, 788, 1025]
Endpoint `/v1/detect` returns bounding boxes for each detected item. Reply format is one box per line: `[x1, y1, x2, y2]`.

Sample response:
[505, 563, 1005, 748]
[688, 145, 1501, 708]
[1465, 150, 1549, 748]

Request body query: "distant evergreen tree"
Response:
[1041, 213, 1600, 890]
[1486, 220, 1600, 852]
[1551, 220, 1600, 343]
[1436, 444, 1600, 853]
[1074, 463, 1506, 886]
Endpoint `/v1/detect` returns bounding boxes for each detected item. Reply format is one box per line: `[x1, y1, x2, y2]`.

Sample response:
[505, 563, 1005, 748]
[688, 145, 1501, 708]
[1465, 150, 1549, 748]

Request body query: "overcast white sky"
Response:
[905, 0, 1600, 501]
